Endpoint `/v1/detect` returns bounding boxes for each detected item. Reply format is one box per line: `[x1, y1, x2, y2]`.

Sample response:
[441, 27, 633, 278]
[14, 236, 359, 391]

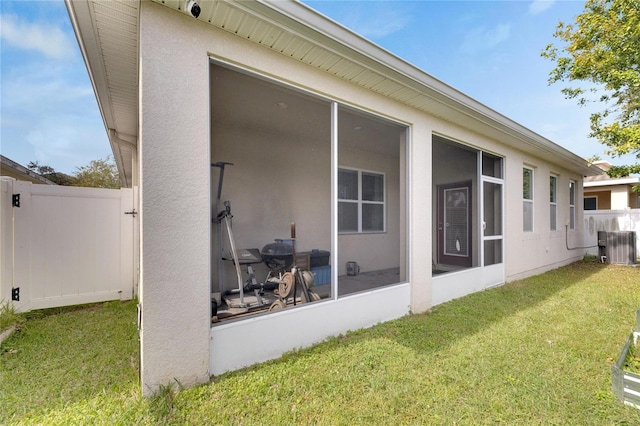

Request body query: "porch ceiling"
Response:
[66, 0, 601, 188]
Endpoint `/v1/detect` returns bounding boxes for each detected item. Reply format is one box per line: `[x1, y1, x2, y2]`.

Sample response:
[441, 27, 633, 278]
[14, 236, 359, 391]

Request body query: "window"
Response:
[523, 167, 534, 232]
[569, 180, 576, 229]
[584, 196, 597, 210]
[338, 168, 385, 233]
[550, 175, 557, 231]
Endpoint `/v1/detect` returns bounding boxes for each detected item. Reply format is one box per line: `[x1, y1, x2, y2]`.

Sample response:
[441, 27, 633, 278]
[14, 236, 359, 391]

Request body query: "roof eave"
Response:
[0, 155, 57, 185]
[69, 0, 599, 181]
[250, 0, 601, 177]
[64, 0, 135, 188]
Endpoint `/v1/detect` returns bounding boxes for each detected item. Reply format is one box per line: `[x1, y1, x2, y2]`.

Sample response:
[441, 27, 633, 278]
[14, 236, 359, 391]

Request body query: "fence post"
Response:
[0, 178, 15, 306]
[12, 180, 32, 312]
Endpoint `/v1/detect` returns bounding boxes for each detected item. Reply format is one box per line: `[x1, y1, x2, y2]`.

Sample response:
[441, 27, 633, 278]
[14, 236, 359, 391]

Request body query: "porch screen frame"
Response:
[480, 151, 504, 268]
[209, 59, 409, 313]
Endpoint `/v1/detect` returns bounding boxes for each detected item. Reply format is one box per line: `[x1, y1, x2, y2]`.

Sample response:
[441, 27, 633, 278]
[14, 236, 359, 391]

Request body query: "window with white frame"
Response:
[523, 167, 534, 232]
[550, 175, 557, 231]
[338, 167, 385, 233]
[569, 180, 576, 229]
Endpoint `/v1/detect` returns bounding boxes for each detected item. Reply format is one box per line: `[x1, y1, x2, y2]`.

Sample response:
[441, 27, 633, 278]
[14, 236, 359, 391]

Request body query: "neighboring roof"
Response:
[584, 176, 640, 187]
[65, 0, 602, 187]
[0, 155, 56, 185]
[591, 160, 612, 172]
[585, 161, 640, 187]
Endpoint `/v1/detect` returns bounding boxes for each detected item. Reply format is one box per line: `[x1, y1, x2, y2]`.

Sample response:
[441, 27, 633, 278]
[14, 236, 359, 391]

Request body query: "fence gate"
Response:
[1, 178, 136, 312]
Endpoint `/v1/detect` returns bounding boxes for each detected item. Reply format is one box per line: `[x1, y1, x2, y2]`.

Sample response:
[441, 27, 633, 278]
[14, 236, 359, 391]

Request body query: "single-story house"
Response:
[65, 0, 601, 395]
[584, 161, 640, 210]
[0, 155, 55, 185]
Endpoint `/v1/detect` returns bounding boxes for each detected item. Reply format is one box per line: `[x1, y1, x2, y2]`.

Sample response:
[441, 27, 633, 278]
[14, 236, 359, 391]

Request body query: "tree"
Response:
[73, 156, 120, 189]
[542, 0, 640, 182]
[27, 161, 76, 186]
[27, 156, 120, 188]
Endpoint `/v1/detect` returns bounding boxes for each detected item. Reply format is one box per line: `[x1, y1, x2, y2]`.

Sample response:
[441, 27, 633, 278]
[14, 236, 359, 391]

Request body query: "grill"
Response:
[261, 241, 294, 272]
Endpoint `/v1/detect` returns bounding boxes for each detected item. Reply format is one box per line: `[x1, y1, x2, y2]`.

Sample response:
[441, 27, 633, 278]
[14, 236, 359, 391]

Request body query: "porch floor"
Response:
[314, 267, 401, 297]
[213, 267, 402, 322]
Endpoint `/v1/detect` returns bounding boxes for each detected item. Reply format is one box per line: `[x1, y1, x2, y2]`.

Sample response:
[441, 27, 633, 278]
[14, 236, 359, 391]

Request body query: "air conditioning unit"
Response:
[606, 231, 637, 265]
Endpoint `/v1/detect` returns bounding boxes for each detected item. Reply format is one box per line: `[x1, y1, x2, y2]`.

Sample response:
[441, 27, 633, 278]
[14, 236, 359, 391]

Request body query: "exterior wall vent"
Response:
[606, 231, 637, 265]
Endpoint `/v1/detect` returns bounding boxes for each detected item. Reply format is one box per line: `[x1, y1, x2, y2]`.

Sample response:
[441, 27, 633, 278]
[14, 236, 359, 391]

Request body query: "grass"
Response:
[0, 301, 25, 333]
[2, 262, 640, 424]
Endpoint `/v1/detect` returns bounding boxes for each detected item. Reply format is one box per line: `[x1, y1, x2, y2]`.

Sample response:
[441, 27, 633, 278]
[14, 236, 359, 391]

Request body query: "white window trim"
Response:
[523, 166, 534, 232]
[569, 180, 576, 230]
[550, 175, 558, 231]
[338, 166, 386, 234]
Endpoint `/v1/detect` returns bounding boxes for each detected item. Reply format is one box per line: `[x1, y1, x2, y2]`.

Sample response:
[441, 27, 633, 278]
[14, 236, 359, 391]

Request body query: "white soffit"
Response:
[66, 0, 139, 187]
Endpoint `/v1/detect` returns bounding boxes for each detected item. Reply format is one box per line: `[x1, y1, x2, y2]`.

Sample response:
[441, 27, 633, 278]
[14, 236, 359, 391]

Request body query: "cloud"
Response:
[1, 62, 109, 173]
[460, 24, 511, 55]
[529, 0, 556, 15]
[2, 66, 93, 114]
[0, 13, 76, 60]
[339, 4, 410, 39]
[26, 116, 108, 173]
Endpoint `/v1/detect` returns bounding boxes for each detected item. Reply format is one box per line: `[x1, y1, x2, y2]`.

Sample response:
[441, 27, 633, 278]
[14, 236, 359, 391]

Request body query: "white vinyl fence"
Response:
[1, 177, 137, 312]
[583, 209, 640, 257]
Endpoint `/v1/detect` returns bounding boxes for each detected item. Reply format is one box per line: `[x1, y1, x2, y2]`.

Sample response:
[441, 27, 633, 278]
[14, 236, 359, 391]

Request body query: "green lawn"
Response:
[2, 262, 640, 425]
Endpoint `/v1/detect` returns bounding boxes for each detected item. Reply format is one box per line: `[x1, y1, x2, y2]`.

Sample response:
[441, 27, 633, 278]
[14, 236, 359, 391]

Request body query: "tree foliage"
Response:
[27, 161, 75, 186]
[73, 156, 120, 189]
[28, 156, 120, 189]
[542, 0, 640, 179]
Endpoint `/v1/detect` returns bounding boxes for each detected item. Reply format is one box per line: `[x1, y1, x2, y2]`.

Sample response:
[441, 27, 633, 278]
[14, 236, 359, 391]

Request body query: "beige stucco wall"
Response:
[139, 3, 212, 395]
[503, 153, 584, 280]
[612, 185, 631, 210]
[138, 1, 588, 390]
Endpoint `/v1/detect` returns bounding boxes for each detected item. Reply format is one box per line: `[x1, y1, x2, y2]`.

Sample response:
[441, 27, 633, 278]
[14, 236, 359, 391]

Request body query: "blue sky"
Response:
[1, 0, 110, 174]
[0, 0, 627, 174]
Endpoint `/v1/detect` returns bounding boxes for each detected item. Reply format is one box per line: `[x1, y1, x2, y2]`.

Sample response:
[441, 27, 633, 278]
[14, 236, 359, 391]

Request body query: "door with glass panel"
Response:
[437, 181, 472, 267]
